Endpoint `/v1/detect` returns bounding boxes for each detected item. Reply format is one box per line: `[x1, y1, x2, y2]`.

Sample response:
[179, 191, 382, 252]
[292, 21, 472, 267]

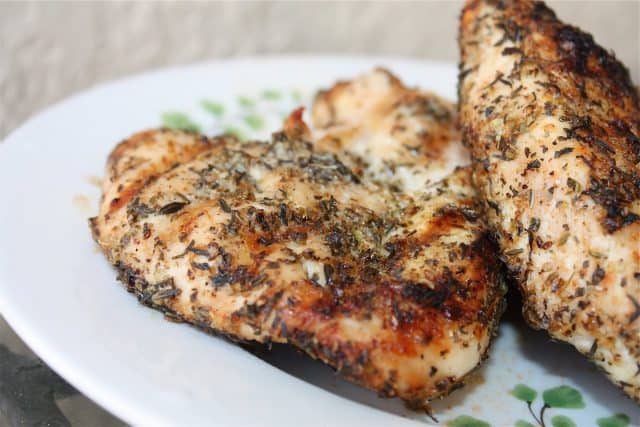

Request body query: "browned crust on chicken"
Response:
[459, 0, 640, 400]
[91, 72, 505, 406]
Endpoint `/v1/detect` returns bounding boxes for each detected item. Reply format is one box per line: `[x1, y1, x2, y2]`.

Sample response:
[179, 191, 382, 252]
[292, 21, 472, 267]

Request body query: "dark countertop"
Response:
[0, 316, 124, 426]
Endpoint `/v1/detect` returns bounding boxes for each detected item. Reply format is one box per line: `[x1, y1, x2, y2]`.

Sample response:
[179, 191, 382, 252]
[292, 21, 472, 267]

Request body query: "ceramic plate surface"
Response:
[0, 56, 638, 427]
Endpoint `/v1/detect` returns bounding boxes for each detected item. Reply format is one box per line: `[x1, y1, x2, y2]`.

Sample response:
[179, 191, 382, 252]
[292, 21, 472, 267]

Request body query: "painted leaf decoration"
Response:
[238, 96, 254, 108]
[551, 415, 577, 427]
[201, 100, 225, 117]
[161, 112, 200, 133]
[514, 421, 535, 427]
[542, 385, 585, 408]
[448, 415, 491, 427]
[262, 89, 281, 100]
[597, 413, 631, 427]
[510, 384, 537, 402]
[244, 115, 264, 130]
[224, 127, 246, 141]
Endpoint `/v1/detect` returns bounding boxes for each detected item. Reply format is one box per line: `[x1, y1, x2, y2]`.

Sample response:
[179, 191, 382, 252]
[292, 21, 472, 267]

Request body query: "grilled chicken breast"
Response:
[91, 71, 505, 406]
[459, 0, 640, 400]
[312, 68, 469, 192]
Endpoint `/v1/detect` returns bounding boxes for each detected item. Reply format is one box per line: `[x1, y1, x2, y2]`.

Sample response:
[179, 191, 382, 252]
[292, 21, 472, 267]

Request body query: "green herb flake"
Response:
[589, 249, 607, 259]
[542, 385, 585, 408]
[597, 413, 630, 427]
[510, 384, 537, 402]
[448, 415, 491, 427]
[558, 232, 570, 246]
[161, 112, 200, 133]
[201, 100, 225, 117]
[505, 248, 524, 256]
[551, 415, 577, 427]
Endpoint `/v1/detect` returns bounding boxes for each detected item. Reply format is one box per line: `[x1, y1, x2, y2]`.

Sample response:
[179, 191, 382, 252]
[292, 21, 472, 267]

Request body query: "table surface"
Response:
[0, 2, 638, 425]
[0, 316, 124, 426]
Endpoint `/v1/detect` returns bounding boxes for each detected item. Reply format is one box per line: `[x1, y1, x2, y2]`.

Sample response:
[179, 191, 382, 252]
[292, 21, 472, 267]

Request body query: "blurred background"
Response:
[1, 1, 639, 139]
[0, 1, 638, 425]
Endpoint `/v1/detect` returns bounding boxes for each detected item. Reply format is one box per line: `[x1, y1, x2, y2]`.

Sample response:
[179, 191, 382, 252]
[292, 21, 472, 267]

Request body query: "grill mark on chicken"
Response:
[91, 71, 505, 407]
[459, 0, 640, 401]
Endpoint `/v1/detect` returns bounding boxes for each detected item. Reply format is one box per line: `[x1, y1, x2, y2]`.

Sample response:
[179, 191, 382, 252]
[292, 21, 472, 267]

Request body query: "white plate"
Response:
[0, 56, 638, 427]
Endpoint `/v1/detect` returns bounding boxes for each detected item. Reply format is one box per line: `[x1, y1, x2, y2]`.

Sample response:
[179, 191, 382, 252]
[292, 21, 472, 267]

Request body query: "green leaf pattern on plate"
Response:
[244, 114, 264, 131]
[223, 126, 246, 141]
[597, 413, 631, 427]
[511, 384, 538, 402]
[237, 95, 254, 108]
[448, 415, 491, 427]
[262, 89, 281, 100]
[161, 112, 200, 132]
[201, 100, 225, 117]
[543, 386, 585, 409]
[550, 415, 577, 427]
[160, 88, 308, 141]
[507, 382, 625, 427]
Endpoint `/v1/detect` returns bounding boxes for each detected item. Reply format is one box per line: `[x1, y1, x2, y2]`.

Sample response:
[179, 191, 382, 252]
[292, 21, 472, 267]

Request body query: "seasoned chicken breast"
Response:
[91, 71, 505, 406]
[312, 68, 469, 191]
[459, 0, 640, 400]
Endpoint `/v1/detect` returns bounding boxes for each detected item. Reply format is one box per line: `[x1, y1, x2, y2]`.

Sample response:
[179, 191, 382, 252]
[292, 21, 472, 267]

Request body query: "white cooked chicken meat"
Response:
[91, 70, 506, 407]
[459, 0, 640, 401]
